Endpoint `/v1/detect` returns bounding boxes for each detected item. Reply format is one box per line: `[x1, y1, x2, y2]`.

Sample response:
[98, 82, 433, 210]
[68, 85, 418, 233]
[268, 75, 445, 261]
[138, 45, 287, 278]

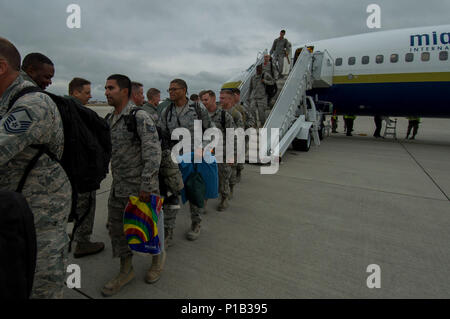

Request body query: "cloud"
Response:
[1, 0, 449, 100]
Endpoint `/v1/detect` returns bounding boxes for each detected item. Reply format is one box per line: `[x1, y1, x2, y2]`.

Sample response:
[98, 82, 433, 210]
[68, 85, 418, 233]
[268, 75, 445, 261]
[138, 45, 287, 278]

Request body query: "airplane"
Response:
[225, 25, 450, 119]
[298, 24, 450, 118]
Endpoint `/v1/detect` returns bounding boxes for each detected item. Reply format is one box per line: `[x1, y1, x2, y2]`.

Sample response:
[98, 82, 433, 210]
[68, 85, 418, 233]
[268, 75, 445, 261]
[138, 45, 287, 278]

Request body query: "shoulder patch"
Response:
[3, 109, 33, 134]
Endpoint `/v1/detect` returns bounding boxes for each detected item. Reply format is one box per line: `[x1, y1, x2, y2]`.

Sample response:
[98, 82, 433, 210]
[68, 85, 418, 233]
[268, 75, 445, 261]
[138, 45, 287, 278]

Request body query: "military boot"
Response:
[74, 241, 105, 258]
[145, 251, 166, 284]
[164, 227, 173, 249]
[217, 195, 229, 211]
[101, 255, 134, 297]
[186, 222, 201, 241]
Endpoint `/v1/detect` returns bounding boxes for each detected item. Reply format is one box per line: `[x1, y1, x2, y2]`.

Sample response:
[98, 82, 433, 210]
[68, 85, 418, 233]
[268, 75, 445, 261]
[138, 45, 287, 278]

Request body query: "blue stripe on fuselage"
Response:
[309, 81, 450, 117]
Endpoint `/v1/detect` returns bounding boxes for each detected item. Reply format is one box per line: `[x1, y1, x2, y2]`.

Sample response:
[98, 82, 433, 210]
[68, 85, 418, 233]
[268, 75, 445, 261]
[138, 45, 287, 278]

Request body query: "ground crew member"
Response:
[200, 90, 235, 211]
[159, 79, 214, 242]
[270, 30, 289, 75]
[102, 74, 162, 296]
[67, 77, 105, 258]
[331, 111, 338, 133]
[247, 64, 274, 127]
[373, 115, 382, 138]
[220, 89, 244, 199]
[406, 117, 421, 140]
[20, 52, 55, 90]
[0, 38, 72, 298]
[131, 81, 145, 107]
[142, 88, 161, 122]
[343, 115, 356, 136]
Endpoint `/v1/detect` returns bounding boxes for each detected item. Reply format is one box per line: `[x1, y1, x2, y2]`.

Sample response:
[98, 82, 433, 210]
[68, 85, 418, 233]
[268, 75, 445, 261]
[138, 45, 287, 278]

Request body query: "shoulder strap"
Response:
[7, 86, 42, 113]
[221, 109, 226, 131]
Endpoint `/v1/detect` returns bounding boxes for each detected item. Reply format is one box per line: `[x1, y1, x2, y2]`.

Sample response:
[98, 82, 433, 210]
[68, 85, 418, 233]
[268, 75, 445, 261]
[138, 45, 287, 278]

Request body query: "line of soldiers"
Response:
[0, 37, 258, 298]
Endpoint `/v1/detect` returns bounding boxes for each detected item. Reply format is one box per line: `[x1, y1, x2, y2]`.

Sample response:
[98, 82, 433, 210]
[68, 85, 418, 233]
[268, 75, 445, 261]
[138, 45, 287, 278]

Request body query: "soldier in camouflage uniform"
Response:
[220, 89, 244, 199]
[247, 64, 274, 128]
[159, 79, 214, 242]
[199, 90, 235, 211]
[66, 77, 105, 258]
[0, 38, 71, 298]
[20, 52, 55, 90]
[102, 74, 162, 297]
[270, 30, 289, 75]
[231, 88, 255, 182]
[142, 88, 161, 123]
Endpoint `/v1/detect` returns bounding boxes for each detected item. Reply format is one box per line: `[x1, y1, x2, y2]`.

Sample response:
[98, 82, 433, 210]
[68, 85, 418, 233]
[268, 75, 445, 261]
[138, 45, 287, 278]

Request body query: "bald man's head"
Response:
[0, 37, 21, 71]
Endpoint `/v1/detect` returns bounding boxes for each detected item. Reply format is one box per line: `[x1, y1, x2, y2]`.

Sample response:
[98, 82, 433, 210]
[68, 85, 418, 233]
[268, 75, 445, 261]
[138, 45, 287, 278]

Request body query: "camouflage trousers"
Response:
[73, 191, 96, 243]
[230, 164, 238, 188]
[107, 191, 132, 259]
[218, 163, 232, 197]
[28, 178, 72, 299]
[250, 98, 268, 127]
[164, 197, 203, 230]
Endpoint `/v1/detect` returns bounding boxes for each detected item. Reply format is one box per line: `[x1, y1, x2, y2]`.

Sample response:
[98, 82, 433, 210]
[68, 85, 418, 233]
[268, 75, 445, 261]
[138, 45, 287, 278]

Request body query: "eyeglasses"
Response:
[167, 87, 183, 93]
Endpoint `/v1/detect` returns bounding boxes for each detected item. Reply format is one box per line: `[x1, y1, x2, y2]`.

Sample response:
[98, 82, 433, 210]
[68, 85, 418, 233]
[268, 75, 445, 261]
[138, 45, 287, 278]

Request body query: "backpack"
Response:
[184, 164, 206, 208]
[7, 87, 112, 251]
[0, 191, 37, 299]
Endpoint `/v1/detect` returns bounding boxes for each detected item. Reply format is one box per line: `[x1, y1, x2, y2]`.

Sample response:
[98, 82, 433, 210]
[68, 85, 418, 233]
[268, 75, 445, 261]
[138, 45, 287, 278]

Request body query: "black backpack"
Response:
[7, 87, 112, 250]
[7, 87, 111, 193]
[0, 191, 37, 299]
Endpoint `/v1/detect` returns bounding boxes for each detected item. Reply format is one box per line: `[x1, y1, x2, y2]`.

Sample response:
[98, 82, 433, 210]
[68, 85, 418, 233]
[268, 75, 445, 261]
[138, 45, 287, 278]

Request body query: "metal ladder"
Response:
[383, 118, 398, 139]
[260, 47, 319, 158]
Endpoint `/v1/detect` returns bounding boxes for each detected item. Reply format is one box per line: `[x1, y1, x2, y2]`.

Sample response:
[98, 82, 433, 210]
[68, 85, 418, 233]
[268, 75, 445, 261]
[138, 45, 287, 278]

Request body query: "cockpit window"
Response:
[405, 53, 414, 62]
[390, 54, 399, 63]
[376, 55, 384, 64]
[362, 56, 370, 64]
[348, 57, 356, 65]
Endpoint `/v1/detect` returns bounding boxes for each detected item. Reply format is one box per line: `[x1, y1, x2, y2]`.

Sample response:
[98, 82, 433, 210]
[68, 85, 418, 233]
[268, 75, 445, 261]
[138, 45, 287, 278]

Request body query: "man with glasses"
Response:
[159, 79, 214, 243]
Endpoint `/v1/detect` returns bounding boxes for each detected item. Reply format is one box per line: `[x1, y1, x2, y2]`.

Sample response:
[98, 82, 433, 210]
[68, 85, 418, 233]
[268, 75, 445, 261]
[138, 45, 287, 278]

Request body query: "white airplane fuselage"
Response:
[302, 25, 450, 117]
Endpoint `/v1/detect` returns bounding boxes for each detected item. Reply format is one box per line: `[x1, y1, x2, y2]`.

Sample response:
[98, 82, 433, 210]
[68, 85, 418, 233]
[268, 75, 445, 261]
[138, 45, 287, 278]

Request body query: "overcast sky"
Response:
[1, 0, 449, 100]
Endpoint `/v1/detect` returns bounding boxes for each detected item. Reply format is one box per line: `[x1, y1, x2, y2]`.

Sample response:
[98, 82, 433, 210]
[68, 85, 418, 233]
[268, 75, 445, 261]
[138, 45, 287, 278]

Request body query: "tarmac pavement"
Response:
[64, 113, 450, 299]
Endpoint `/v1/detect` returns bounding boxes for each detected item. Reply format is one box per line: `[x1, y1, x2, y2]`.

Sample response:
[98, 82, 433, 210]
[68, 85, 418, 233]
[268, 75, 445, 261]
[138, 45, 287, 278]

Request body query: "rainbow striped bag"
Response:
[123, 195, 164, 255]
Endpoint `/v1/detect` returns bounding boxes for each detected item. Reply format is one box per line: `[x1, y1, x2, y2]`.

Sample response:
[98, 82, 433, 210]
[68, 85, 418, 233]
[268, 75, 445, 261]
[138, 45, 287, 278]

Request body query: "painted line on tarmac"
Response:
[399, 141, 450, 202]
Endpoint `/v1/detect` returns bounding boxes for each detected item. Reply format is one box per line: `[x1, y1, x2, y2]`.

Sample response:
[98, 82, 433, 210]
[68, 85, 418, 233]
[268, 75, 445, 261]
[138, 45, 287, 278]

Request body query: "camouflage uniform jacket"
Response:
[270, 37, 289, 56]
[225, 106, 244, 129]
[0, 74, 71, 249]
[142, 102, 159, 123]
[106, 101, 161, 197]
[248, 72, 275, 101]
[159, 100, 214, 152]
[232, 103, 256, 129]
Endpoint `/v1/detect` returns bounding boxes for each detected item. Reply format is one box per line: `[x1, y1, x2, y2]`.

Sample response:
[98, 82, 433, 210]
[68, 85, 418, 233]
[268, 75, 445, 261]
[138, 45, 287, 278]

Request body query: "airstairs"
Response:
[232, 47, 334, 161]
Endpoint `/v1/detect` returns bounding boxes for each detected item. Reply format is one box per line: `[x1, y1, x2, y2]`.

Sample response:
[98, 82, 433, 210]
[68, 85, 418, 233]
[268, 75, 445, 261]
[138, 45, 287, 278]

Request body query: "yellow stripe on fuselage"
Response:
[333, 72, 450, 84]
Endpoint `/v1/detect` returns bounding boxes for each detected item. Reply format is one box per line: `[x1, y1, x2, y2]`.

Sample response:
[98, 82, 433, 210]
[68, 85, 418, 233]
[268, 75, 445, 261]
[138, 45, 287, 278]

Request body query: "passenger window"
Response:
[376, 55, 384, 64]
[362, 56, 370, 64]
[421, 52, 430, 62]
[335, 58, 343, 66]
[439, 51, 448, 61]
[348, 57, 356, 65]
[390, 54, 399, 63]
[405, 53, 414, 62]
